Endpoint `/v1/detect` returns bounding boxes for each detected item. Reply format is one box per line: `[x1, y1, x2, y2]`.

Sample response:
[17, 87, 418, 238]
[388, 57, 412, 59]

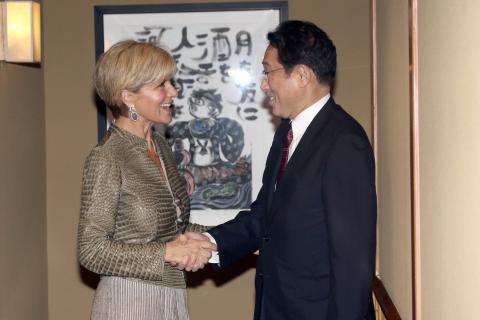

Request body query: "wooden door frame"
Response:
[371, 0, 421, 318]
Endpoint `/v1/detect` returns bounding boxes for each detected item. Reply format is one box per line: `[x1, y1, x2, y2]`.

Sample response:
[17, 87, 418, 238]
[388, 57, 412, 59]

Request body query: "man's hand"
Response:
[165, 232, 217, 272]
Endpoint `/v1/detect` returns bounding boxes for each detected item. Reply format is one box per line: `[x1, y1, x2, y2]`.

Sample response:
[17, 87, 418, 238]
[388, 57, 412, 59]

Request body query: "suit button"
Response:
[263, 237, 271, 242]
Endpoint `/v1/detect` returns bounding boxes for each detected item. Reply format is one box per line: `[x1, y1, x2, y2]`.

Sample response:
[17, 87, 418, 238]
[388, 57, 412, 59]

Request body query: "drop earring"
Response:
[129, 105, 138, 122]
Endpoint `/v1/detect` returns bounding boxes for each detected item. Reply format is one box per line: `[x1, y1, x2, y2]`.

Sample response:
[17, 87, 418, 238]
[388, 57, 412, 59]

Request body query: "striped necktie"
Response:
[277, 123, 293, 181]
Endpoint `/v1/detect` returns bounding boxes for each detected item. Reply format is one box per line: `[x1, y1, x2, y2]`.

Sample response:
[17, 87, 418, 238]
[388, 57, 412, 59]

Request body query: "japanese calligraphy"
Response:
[129, 24, 262, 210]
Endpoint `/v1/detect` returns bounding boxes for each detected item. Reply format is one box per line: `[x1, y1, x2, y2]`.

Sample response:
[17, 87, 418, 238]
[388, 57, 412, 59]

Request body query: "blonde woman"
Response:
[78, 40, 216, 319]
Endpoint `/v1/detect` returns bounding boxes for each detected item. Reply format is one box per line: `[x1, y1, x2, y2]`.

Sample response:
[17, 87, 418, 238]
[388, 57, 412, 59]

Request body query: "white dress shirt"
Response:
[288, 93, 330, 161]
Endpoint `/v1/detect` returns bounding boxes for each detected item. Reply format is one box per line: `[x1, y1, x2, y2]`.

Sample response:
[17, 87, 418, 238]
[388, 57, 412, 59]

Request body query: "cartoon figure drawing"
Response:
[167, 89, 251, 209]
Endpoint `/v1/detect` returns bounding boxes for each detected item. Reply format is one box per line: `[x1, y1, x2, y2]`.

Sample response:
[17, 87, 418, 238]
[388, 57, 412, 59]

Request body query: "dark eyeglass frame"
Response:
[262, 67, 284, 77]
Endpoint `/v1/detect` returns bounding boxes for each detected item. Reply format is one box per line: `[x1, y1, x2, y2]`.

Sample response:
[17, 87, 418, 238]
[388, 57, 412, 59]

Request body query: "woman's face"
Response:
[132, 79, 178, 125]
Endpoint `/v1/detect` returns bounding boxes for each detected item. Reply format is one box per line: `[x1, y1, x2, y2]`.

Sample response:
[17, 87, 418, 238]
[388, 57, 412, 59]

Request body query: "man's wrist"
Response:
[203, 232, 220, 264]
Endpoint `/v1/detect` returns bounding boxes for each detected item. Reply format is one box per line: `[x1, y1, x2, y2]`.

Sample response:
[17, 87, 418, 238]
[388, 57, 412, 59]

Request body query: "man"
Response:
[189, 20, 377, 320]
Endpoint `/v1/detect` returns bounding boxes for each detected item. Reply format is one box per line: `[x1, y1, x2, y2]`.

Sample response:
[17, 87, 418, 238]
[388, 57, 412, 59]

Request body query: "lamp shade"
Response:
[4, 1, 41, 62]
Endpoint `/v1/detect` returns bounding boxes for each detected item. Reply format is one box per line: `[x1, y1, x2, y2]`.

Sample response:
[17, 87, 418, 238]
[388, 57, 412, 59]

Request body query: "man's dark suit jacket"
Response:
[209, 98, 377, 320]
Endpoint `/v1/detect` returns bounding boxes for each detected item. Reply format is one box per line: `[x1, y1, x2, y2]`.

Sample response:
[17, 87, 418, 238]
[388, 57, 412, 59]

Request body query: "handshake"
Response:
[165, 232, 217, 272]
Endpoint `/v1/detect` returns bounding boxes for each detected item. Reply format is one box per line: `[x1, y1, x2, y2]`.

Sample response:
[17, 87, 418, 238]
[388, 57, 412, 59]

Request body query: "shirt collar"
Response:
[291, 93, 330, 141]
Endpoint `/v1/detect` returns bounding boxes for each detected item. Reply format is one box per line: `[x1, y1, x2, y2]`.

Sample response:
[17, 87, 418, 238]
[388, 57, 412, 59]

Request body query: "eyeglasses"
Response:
[262, 67, 284, 78]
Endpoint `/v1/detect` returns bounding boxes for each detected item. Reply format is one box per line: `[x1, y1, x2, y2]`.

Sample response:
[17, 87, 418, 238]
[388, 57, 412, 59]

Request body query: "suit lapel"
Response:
[284, 98, 335, 177]
[265, 120, 290, 213]
[266, 98, 336, 226]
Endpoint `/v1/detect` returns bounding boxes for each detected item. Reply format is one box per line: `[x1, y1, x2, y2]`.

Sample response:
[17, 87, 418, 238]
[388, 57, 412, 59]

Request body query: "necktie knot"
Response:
[277, 123, 293, 182]
[285, 124, 293, 146]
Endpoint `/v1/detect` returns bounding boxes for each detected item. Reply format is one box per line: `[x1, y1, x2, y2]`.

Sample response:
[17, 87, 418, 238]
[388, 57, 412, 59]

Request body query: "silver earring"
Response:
[129, 105, 138, 122]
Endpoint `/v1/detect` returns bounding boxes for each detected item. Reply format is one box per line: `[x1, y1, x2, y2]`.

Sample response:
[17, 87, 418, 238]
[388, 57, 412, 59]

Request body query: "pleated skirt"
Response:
[91, 276, 189, 320]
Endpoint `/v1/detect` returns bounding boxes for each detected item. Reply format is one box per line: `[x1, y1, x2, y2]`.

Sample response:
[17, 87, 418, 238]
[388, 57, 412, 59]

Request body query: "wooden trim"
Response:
[373, 276, 402, 320]
[408, 0, 421, 319]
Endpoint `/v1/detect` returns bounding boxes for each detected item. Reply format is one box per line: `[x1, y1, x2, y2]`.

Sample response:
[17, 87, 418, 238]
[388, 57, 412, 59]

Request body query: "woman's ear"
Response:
[121, 90, 136, 107]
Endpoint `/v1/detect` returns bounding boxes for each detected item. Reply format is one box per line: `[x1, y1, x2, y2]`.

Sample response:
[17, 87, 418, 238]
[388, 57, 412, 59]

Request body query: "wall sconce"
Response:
[0, 1, 41, 63]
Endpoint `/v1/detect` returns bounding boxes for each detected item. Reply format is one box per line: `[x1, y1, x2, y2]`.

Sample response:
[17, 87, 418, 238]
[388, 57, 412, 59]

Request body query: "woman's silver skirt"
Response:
[91, 276, 189, 320]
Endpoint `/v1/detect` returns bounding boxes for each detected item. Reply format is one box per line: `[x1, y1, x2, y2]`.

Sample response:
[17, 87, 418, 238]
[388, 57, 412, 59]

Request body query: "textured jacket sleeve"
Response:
[185, 223, 210, 233]
[77, 148, 166, 281]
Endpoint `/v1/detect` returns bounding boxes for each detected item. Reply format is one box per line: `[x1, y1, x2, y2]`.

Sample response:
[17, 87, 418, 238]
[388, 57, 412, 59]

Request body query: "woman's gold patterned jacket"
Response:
[77, 124, 206, 288]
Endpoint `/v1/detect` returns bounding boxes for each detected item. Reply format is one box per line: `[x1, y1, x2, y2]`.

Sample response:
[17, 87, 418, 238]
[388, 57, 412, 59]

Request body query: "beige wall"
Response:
[375, 1, 413, 319]
[0, 61, 47, 319]
[40, 0, 371, 319]
[418, 1, 480, 319]
[292, 0, 372, 140]
[375, 1, 480, 319]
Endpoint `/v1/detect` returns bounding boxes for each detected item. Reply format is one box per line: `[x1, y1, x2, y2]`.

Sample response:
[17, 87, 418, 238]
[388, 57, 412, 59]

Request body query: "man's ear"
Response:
[121, 90, 136, 107]
[295, 65, 312, 88]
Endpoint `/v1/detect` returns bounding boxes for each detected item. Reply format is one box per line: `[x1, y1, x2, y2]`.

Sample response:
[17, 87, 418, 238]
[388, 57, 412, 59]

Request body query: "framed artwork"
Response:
[94, 2, 288, 225]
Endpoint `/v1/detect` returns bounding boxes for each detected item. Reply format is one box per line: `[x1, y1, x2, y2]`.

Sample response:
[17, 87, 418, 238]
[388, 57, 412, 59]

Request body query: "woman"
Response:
[77, 40, 215, 319]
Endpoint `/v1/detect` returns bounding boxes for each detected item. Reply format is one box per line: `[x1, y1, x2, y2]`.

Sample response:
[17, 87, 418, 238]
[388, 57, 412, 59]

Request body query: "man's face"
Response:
[260, 46, 298, 119]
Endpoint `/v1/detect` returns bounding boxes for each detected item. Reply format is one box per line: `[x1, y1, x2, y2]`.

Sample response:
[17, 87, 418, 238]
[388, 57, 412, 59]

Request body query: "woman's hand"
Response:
[165, 233, 217, 272]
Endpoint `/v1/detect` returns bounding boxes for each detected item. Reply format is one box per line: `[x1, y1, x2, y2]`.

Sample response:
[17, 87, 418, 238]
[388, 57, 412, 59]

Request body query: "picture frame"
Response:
[94, 2, 288, 225]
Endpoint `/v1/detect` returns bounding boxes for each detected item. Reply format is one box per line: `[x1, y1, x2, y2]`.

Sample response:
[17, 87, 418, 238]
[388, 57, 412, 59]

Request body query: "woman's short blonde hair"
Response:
[94, 40, 177, 118]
